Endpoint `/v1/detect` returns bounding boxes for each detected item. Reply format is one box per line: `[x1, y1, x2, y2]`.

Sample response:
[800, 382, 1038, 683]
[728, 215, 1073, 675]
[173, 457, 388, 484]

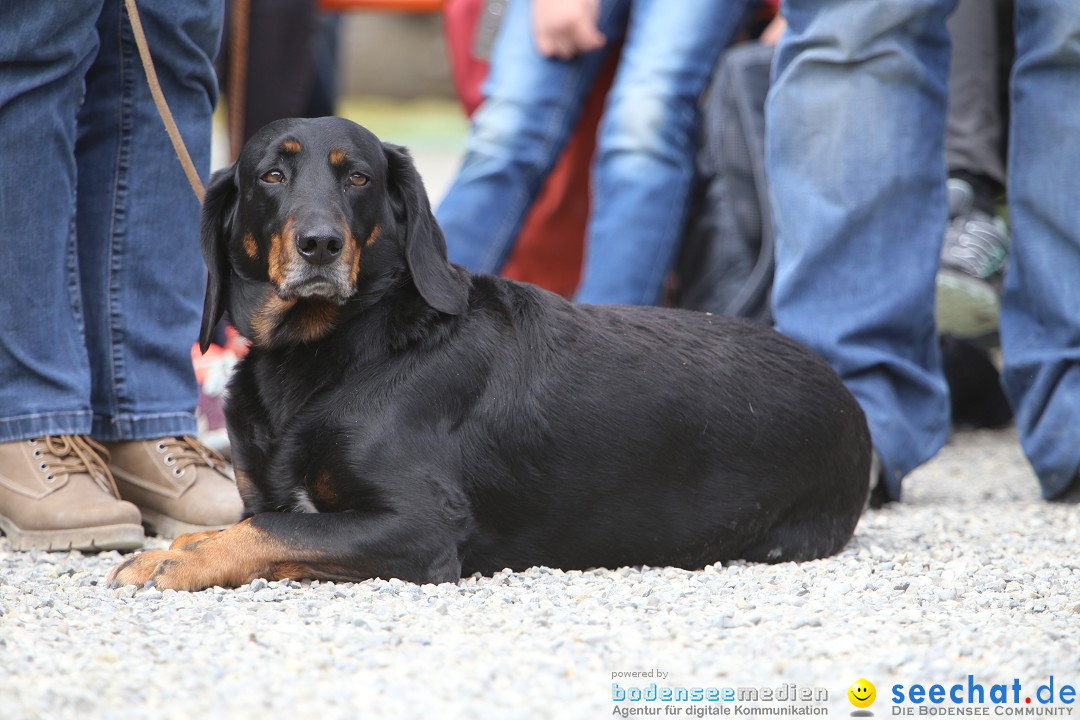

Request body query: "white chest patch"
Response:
[291, 487, 320, 513]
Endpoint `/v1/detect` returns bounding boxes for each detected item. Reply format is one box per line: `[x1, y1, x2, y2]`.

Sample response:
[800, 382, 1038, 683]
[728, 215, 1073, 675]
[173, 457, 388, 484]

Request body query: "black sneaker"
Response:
[1049, 475, 1080, 504]
[935, 178, 1010, 344]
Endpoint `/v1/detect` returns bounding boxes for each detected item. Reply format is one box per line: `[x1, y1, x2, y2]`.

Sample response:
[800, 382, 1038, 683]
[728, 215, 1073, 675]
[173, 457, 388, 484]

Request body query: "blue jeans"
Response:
[766, 0, 1080, 499]
[0, 0, 223, 443]
[436, 0, 746, 305]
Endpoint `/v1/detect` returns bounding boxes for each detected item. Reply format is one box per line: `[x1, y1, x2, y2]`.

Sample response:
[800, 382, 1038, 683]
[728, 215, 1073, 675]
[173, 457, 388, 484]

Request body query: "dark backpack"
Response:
[674, 42, 775, 324]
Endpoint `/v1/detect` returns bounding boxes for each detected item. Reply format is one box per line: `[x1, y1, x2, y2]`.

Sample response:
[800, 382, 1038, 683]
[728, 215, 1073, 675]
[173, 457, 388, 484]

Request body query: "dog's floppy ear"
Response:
[198, 165, 239, 353]
[383, 143, 468, 315]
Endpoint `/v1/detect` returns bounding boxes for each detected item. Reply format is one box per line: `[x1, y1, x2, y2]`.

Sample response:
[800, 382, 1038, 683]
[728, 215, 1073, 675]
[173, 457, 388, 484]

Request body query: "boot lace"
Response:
[154, 436, 232, 480]
[30, 435, 120, 497]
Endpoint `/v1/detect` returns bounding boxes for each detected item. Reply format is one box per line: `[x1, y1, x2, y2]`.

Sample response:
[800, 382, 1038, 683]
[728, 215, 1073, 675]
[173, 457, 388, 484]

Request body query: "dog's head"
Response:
[199, 117, 468, 351]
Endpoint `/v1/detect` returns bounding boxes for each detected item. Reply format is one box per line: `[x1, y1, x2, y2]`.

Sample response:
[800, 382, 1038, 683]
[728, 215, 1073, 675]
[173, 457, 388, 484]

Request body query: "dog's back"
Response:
[440, 275, 870, 574]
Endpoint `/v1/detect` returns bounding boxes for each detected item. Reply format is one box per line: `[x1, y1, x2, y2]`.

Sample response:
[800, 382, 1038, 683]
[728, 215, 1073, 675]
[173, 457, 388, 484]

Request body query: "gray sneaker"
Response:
[935, 178, 1010, 342]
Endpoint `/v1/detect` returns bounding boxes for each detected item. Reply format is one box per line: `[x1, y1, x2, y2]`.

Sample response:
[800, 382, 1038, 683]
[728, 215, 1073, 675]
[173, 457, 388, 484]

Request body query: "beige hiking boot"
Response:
[104, 436, 243, 538]
[0, 436, 145, 551]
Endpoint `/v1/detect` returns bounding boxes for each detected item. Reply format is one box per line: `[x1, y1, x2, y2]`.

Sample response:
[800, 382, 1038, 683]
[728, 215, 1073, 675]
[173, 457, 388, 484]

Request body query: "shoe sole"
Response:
[935, 269, 1000, 340]
[139, 508, 233, 540]
[0, 513, 145, 552]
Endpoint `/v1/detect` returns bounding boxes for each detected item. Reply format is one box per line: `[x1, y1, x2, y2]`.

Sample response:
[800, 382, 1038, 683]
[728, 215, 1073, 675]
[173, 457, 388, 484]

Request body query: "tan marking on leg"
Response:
[170, 529, 223, 550]
[243, 232, 258, 259]
[329, 149, 347, 166]
[274, 562, 322, 580]
[107, 518, 322, 590]
[281, 139, 301, 154]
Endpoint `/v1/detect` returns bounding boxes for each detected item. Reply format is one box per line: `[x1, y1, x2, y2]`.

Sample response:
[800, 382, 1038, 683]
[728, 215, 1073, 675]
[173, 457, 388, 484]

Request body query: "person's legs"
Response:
[766, 0, 957, 499]
[75, 0, 222, 441]
[0, 1, 146, 551]
[0, 1, 103, 441]
[999, 0, 1080, 500]
[76, 0, 241, 536]
[436, 0, 629, 275]
[575, 0, 745, 305]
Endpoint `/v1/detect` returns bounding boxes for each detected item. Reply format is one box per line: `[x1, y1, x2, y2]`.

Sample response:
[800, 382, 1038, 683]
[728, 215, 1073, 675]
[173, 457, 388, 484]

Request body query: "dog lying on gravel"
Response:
[108, 117, 870, 591]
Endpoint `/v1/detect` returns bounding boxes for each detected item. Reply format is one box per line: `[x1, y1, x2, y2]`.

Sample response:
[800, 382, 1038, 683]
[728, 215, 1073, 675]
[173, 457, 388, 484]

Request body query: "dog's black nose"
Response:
[296, 230, 344, 266]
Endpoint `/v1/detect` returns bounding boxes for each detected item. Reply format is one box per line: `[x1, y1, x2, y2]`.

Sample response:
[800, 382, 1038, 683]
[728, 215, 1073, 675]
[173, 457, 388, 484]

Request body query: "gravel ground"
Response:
[2, 427, 1078, 720]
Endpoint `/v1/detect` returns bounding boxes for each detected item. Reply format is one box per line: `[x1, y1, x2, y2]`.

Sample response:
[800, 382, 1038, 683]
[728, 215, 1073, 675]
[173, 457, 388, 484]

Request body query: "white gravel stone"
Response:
[1, 428, 1078, 719]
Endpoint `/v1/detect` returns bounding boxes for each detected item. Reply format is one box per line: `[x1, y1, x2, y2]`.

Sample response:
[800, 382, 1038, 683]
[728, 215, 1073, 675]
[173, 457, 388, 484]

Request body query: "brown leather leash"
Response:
[123, 0, 205, 202]
[123, 0, 247, 203]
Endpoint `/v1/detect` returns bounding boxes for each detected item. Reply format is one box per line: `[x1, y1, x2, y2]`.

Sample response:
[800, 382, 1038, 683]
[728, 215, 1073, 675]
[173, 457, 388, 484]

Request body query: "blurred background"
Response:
[210, 1, 469, 204]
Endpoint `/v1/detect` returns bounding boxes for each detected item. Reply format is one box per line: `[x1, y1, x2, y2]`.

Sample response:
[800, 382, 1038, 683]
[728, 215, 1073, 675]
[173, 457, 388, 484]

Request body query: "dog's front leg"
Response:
[106, 512, 461, 591]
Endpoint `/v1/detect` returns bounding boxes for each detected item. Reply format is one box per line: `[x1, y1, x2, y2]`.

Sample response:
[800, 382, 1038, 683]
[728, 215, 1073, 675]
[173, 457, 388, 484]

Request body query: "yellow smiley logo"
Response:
[848, 679, 876, 708]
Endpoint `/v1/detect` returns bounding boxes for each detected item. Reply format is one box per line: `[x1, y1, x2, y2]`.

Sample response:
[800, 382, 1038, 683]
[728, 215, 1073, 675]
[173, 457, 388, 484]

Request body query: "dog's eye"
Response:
[348, 173, 368, 187]
[261, 169, 285, 184]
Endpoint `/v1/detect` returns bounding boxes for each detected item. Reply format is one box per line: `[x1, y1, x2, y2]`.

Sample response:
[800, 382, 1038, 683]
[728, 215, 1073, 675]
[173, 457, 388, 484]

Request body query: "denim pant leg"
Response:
[576, 0, 745, 305]
[436, 0, 629, 275]
[76, 0, 223, 441]
[1000, 0, 1080, 499]
[766, 0, 957, 499]
[0, 2, 105, 442]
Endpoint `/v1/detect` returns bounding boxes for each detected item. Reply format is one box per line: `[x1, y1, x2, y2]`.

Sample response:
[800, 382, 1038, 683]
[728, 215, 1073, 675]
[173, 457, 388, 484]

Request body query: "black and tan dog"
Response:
[108, 117, 870, 591]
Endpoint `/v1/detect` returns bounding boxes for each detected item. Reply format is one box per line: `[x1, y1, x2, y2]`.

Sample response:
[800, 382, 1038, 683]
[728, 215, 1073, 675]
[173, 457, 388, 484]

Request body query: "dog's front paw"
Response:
[170, 529, 222, 550]
[107, 549, 213, 591]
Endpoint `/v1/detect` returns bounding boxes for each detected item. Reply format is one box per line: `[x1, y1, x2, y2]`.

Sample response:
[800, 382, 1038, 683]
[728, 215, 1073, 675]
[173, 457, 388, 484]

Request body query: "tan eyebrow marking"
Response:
[281, 139, 301, 154]
[329, 149, 347, 166]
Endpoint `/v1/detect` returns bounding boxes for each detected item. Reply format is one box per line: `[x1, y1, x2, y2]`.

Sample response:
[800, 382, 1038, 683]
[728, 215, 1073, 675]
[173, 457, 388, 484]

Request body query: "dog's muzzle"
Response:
[279, 230, 354, 302]
[296, 228, 343, 267]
